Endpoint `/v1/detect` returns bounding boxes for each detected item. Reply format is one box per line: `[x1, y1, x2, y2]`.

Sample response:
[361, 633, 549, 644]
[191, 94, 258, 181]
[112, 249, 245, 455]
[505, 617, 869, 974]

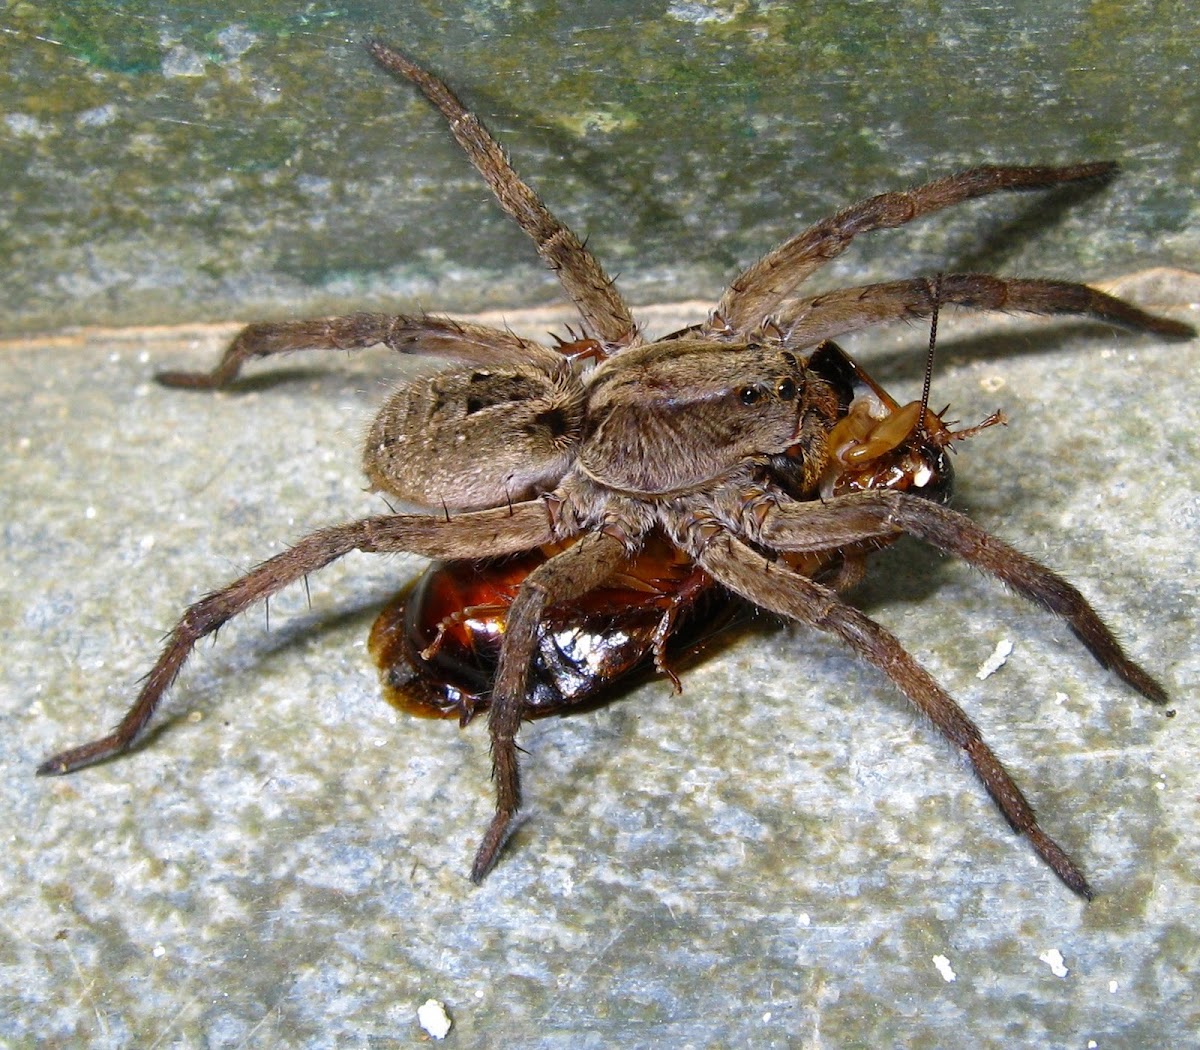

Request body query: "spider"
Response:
[39, 40, 1193, 898]
[369, 339, 975, 723]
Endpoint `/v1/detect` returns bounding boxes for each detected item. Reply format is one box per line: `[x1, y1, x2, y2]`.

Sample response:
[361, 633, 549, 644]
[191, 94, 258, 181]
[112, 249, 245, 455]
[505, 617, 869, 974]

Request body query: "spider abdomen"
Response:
[364, 360, 585, 510]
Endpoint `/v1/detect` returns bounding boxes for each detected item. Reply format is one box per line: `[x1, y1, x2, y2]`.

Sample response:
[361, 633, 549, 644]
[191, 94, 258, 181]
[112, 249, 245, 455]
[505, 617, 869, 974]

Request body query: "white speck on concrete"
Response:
[417, 999, 452, 1040]
[976, 638, 1013, 679]
[932, 954, 957, 982]
[1039, 948, 1069, 977]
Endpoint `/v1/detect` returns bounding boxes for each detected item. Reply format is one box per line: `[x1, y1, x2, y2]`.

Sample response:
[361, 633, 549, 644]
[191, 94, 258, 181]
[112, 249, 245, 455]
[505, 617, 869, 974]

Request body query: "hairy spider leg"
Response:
[695, 532, 1096, 898]
[711, 162, 1123, 332]
[472, 530, 631, 882]
[775, 274, 1194, 347]
[368, 40, 637, 347]
[37, 502, 557, 774]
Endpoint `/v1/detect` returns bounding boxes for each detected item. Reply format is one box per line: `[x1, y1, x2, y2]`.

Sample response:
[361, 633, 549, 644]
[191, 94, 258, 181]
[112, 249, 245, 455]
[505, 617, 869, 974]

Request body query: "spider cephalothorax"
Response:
[40, 40, 1193, 898]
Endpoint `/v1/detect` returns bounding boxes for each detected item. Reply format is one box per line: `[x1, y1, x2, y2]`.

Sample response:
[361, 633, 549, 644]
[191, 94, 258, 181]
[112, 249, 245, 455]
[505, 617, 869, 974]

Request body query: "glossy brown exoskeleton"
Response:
[369, 532, 724, 723]
[39, 41, 1194, 898]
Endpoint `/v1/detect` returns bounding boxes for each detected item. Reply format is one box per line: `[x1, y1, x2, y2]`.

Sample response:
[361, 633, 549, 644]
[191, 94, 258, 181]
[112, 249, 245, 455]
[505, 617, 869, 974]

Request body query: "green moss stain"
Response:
[0, 1, 1193, 333]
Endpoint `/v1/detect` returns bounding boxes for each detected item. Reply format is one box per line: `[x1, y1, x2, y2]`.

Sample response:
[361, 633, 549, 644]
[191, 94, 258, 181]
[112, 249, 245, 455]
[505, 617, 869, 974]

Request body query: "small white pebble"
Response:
[152, 944, 166, 958]
[84, 506, 97, 520]
[976, 638, 1013, 680]
[1108, 980, 1118, 993]
[1055, 691, 1069, 705]
[762, 1011, 772, 1023]
[797, 912, 810, 926]
[932, 954, 957, 982]
[1088, 1042, 1098, 1049]
[1039, 948, 1069, 978]
[417, 999, 452, 1040]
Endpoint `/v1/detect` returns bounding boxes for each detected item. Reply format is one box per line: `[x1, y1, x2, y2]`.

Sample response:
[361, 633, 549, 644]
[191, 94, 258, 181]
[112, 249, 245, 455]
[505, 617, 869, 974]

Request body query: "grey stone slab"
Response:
[3, 2, 1198, 1043]
[3, 269, 1198, 1047]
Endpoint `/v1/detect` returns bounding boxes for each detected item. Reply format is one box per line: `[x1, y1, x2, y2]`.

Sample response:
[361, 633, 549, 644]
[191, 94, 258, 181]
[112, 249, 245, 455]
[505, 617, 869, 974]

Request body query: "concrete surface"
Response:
[3, 271, 1198, 1046]
[3, 2, 1199, 1045]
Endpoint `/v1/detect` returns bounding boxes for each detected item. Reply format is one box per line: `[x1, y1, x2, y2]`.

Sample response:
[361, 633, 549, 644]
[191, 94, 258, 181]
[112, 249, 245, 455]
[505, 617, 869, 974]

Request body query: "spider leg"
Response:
[472, 530, 631, 882]
[367, 41, 637, 347]
[693, 531, 1095, 899]
[158, 313, 561, 389]
[775, 274, 1195, 346]
[37, 501, 556, 776]
[712, 162, 1119, 333]
[754, 491, 1167, 702]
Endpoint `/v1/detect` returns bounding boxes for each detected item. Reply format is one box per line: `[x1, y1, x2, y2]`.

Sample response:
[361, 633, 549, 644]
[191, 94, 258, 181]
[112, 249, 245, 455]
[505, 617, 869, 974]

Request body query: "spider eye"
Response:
[738, 386, 761, 406]
[775, 377, 797, 400]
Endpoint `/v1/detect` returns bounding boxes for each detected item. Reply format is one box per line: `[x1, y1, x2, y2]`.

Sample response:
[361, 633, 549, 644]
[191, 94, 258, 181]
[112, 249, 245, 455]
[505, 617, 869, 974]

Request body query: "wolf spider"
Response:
[367, 338, 978, 723]
[39, 40, 1193, 898]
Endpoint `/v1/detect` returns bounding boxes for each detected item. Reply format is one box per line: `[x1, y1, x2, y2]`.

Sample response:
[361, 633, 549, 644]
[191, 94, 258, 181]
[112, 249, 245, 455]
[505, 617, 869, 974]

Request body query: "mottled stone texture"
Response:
[6, 272, 1199, 1046]
[2, 1, 1198, 1046]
